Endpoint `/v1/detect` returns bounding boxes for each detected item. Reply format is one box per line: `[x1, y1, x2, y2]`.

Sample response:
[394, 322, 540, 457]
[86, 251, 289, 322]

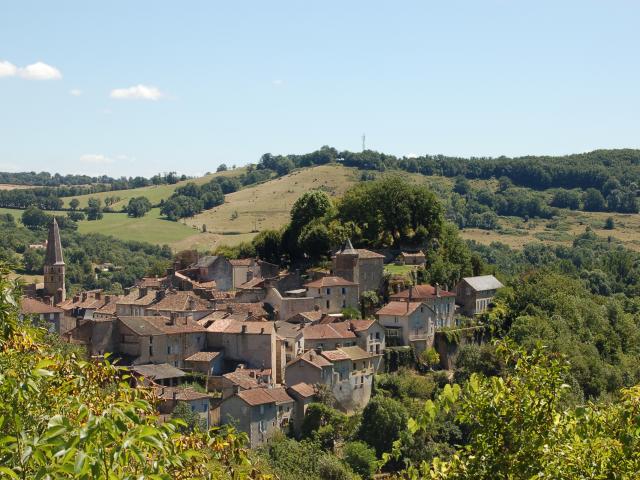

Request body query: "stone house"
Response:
[194, 256, 234, 291]
[285, 349, 335, 388]
[274, 321, 305, 362]
[156, 385, 210, 427]
[19, 297, 64, 333]
[219, 369, 272, 399]
[219, 387, 294, 448]
[184, 351, 224, 376]
[301, 322, 358, 351]
[332, 239, 385, 293]
[264, 287, 316, 321]
[285, 346, 374, 412]
[455, 275, 504, 316]
[205, 319, 281, 382]
[304, 276, 359, 314]
[144, 290, 214, 321]
[399, 251, 426, 266]
[286, 383, 316, 435]
[229, 258, 280, 289]
[389, 284, 456, 328]
[116, 288, 159, 317]
[117, 315, 207, 368]
[58, 290, 120, 334]
[376, 300, 437, 354]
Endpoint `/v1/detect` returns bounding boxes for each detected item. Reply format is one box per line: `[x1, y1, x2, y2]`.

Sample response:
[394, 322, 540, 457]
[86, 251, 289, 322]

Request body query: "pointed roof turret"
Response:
[340, 238, 357, 255]
[45, 218, 64, 266]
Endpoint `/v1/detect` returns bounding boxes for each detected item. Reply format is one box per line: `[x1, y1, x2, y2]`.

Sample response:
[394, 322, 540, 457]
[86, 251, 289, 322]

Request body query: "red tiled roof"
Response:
[156, 386, 209, 401]
[348, 319, 376, 332]
[304, 276, 358, 288]
[185, 351, 222, 362]
[207, 319, 273, 335]
[320, 350, 350, 362]
[288, 382, 316, 398]
[237, 388, 276, 406]
[20, 297, 63, 315]
[287, 349, 333, 369]
[146, 291, 211, 312]
[266, 387, 294, 405]
[303, 322, 356, 341]
[389, 284, 455, 301]
[376, 301, 424, 317]
[119, 316, 206, 335]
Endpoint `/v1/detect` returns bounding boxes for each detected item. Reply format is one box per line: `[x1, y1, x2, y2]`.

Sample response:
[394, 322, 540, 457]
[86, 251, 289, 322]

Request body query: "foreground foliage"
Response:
[391, 341, 640, 479]
[0, 264, 270, 479]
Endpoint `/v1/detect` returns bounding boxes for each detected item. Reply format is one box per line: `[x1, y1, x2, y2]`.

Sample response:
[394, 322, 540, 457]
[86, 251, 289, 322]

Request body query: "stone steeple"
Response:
[44, 218, 65, 303]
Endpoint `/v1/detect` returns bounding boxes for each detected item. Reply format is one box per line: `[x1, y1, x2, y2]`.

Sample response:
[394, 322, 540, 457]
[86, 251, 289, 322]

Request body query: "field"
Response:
[0, 184, 33, 191]
[5, 165, 640, 253]
[184, 164, 361, 249]
[64, 167, 245, 209]
[77, 208, 207, 246]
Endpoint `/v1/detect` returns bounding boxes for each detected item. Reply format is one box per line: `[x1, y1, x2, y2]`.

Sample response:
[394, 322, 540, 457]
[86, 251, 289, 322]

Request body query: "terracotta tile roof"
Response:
[206, 319, 273, 335]
[20, 297, 63, 315]
[185, 351, 222, 362]
[288, 382, 316, 398]
[355, 248, 385, 259]
[237, 388, 277, 406]
[146, 291, 211, 312]
[95, 298, 121, 315]
[376, 301, 425, 317]
[302, 322, 356, 341]
[389, 284, 455, 301]
[275, 321, 303, 339]
[156, 385, 209, 401]
[117, 290, 158, 306]
[119, 316, 206, 335]
[337, 345, 371, 361]
[348, 319, 376, 332]
[287, 349, 333, 369]
[320, 349, 351, 362]
[289, 310, 323, 323]
[304, 276, 358, 288]
[132, 363, 187, 380]
[229, 258, 254, 266]
[266, 387, 294, 405]
[136, 277, 165, 289]
[223, 371, 260, 390]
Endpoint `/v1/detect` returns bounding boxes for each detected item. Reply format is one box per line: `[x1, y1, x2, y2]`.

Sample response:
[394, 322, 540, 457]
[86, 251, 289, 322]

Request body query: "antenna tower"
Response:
[361, 133, 366, 151]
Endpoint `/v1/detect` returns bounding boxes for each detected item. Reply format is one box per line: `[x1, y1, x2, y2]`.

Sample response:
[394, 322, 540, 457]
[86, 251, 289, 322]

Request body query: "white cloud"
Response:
[272, 79, 284, 86]
[69, 88, 83, 96]
[19, 62, 62, 80]
[0, 61, 18, 77]
[110, 84, 164, 100]
[0, 60, 62, 80]
[406, 153, 419, 158]
[79, 154, 115, 165]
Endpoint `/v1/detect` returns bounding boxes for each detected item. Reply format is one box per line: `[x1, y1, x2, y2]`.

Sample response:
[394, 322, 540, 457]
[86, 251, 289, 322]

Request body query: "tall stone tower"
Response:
[44, 218, 65, 304]
[333, 238, 359, 283]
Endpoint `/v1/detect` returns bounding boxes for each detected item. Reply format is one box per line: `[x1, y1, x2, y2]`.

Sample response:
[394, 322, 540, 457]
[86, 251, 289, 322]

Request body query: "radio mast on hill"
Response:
[361, 133, 366, 151]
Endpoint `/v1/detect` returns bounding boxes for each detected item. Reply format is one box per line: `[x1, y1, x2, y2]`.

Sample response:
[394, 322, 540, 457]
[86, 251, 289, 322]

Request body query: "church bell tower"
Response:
[44, 218, 66, 304]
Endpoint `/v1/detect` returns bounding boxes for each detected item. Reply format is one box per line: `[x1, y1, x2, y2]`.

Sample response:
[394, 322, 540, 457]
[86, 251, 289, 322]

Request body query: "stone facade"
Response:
[304, 276, 359, 314]
[332, 240, 384, 293]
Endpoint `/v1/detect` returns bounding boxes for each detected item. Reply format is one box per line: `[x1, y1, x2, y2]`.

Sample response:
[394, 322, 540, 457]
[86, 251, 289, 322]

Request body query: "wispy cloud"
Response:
[406, 153, 419, 159]
[79, 154, 115, 165]
[272, 79, 284, 86]
[69, 88, 83, 96]
[110, 84, 164, 100]
[0, 60, 62, 80]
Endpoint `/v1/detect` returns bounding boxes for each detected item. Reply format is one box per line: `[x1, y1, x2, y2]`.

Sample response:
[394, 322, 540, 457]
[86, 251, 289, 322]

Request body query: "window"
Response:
[149, 336, 153, 344]
[259, 405, 264, 415]
[326, 288, 331, 295]
[353, 362, 356, 370]
[149, 346, 153, 356]
[375, 332, 380, 339]
[167, 345, 171, 354]
[326, 300, 330, 309]
[342, 299, 346, 308]
[341, 287, 346, 295]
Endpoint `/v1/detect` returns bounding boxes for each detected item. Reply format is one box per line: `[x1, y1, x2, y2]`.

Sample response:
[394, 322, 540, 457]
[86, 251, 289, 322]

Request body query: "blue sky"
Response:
[1, 1, 639, 177]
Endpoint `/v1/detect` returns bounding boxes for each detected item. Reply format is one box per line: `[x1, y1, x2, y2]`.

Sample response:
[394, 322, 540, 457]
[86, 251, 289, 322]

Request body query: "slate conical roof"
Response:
[45, 218, 64, 266]
[340, 238, 357, 255]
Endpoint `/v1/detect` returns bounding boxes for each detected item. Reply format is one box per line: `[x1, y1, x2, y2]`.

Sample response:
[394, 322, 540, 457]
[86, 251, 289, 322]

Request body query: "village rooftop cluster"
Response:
[21, 219, 503, 447]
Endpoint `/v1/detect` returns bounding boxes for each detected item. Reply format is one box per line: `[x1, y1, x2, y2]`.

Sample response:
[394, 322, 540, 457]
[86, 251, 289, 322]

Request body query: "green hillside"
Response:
[64, 167, 245, 209]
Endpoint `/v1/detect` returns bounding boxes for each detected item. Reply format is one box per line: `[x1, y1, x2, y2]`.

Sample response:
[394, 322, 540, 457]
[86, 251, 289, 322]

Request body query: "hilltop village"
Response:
[22, 218, 503, 448]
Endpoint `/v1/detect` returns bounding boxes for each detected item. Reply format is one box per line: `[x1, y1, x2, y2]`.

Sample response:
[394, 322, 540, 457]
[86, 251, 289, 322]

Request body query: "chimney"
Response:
[241, 324, 247, 334]
[124, 287, 131, 296]
[73, 294, 80, 303]
[315, 347, 323, 354]
[81, 292, 88, 302]
[188, 297, 197, 311]
[226, 305, 233, 314]
[436, 283, 441, 298]
[249, 371, 255, 378]
[247, 270, 254, 282]
[260, 327, 265, 334]
[95, 291, 101, 300]
[169, 312, 178, 325]
[104, 295, 112, 304]
[172, 390, 177, 401]
[314, 304, 320, 311]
